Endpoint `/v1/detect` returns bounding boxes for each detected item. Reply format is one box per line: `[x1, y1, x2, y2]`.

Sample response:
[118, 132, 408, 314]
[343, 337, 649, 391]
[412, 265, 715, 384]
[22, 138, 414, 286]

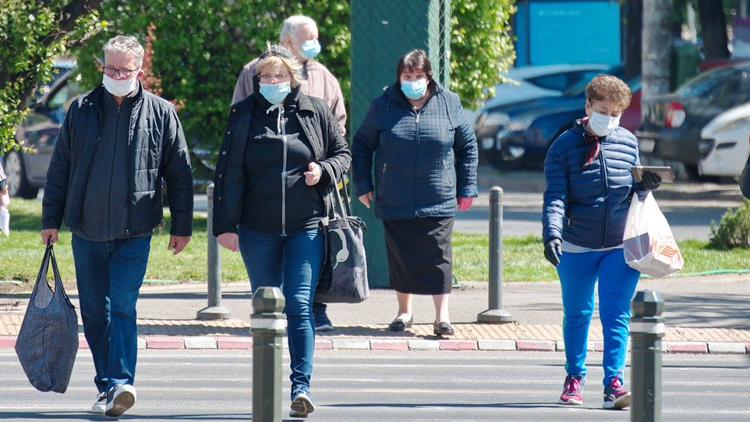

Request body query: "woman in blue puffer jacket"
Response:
[352, 49, 478, 337]
[542, 74, 661, 410]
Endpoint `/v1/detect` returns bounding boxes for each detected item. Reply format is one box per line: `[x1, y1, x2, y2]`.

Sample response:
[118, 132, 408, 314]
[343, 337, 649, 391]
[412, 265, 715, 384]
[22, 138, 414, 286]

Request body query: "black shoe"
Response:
[388, 316, 413, 332]
[434, 321, 455, 336]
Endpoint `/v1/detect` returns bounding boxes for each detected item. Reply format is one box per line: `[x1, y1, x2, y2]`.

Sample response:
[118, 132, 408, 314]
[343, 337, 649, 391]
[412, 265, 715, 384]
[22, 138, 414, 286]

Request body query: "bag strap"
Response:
[31, 242, 54, 297]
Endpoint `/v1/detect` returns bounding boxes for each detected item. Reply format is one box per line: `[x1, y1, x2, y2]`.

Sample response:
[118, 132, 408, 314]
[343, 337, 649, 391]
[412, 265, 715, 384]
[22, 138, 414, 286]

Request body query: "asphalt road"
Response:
[2, 350, 749, 421]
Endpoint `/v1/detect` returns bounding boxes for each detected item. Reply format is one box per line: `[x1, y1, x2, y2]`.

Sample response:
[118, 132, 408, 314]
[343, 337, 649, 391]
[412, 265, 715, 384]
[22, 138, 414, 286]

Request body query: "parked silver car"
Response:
[5, 67, 82, 198]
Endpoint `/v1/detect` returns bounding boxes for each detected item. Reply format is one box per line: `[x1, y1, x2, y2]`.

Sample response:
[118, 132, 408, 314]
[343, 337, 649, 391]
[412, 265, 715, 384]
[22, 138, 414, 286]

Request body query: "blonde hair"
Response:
[254, 45, 303, 88]
[585, 74, 632, 110]
[104, 35, 145, 68]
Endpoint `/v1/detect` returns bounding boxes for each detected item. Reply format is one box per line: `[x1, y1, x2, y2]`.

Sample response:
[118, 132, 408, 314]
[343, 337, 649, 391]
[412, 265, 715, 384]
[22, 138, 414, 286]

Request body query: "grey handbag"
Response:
[15, 244, 79, 393]
[315, 184, 369, 303]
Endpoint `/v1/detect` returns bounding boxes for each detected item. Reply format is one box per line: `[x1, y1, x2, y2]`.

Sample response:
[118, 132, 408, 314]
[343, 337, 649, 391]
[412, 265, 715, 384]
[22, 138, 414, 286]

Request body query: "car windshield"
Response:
[676, 66, 747, 96]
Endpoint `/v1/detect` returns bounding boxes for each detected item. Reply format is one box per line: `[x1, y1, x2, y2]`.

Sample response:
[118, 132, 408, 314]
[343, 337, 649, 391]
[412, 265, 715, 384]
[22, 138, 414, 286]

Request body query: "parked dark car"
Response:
[5, 67, 82, 198]
[474, 65, 637, 169]
[637, 62, 750, 179]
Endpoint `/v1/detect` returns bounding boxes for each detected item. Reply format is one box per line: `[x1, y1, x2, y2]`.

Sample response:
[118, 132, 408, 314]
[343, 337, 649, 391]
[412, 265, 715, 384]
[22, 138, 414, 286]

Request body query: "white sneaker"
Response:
[105, 384, 137, 417]
[91, 392, 106, 414]
[289, 390, 315, 417]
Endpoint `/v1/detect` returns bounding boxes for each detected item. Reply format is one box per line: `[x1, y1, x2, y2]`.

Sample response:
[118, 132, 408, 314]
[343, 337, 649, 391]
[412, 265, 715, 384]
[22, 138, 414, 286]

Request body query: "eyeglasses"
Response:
[259, 73, 291, 83]
[103, 66, 139, 78]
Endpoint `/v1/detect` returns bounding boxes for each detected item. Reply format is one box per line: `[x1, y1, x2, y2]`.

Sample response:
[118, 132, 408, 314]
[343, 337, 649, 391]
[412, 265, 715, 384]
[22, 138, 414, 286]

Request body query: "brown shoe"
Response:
[388, 316, 413, 332]
[434, 321, 454, 336]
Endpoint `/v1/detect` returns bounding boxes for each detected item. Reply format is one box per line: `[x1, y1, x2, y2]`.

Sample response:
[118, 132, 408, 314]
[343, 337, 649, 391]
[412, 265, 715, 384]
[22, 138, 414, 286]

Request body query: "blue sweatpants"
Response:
[556, 248, 640, 386]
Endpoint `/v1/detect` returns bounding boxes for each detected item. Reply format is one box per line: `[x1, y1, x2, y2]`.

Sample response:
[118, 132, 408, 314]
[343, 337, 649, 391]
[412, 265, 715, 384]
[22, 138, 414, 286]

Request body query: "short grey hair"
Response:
[279, 15, 317, 44]
[103, 35, 145, 68]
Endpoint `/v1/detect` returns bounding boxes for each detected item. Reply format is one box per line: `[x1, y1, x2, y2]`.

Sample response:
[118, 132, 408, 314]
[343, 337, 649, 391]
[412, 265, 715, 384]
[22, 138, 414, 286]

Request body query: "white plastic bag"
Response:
[623, 192, 684, 278]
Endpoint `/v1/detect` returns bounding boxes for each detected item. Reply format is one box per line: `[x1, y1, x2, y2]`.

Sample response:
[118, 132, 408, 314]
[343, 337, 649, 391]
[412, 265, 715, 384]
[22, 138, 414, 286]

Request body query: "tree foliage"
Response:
[450, 0, 516, 109]
[38, 0, 513, 169]
[73, 0, 350, 159]
[0, 0, 103, 153]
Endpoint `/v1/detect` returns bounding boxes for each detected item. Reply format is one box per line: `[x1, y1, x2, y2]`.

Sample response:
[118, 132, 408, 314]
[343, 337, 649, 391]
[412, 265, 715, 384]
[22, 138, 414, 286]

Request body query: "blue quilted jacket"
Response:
[542, 121, 647, 249]
[352, 82, 478, 220]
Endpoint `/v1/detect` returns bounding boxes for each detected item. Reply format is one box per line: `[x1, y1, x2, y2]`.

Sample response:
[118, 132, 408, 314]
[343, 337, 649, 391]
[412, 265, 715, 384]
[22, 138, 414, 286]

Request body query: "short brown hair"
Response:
[395, 49, 433, 86]
[585, 74, 631, 110]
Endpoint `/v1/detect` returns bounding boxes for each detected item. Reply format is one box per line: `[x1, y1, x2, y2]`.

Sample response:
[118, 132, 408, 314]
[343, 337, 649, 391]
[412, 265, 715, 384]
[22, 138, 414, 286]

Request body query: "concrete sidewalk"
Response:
[2, 274, 749, 354]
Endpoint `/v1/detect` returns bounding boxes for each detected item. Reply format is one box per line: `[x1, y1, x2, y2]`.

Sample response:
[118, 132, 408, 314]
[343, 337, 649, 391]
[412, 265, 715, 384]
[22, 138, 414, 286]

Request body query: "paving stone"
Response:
[184, 336, 218, 349]
[370, 339, 409, 351]
[665, 342, 708, 354]
[408, 340, 440, 350]
[145, 336, 185, 349]
[477, 339, 515, 351]
[217, 336, 253, 349]
[439, 340, 477, 350]
[708, 342, 747, 354]
[517, 340, 555, 351]
[331, 339, 370, 350]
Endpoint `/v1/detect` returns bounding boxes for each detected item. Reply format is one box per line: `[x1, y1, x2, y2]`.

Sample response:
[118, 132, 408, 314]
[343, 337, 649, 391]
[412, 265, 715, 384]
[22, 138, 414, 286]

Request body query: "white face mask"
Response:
[102, 74, 138, 97]
[588, 111, 620, 137]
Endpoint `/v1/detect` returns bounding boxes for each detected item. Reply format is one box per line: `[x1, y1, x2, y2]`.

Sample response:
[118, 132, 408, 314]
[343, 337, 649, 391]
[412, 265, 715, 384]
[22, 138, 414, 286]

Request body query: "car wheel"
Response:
[4, 151, 39, 199]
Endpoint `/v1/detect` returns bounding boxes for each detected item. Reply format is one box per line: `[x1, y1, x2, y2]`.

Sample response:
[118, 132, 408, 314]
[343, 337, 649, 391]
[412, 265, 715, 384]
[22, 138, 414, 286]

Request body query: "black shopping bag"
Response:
[15, 244, 79, 393]
[315, 183, 369, 304]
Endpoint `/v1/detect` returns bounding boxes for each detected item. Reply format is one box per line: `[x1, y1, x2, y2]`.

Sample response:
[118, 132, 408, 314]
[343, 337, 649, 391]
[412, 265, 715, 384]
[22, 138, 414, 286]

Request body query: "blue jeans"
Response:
[71, 234, 151, 393]
[238, 226, 324, 393]
[556, 248, 640, 386]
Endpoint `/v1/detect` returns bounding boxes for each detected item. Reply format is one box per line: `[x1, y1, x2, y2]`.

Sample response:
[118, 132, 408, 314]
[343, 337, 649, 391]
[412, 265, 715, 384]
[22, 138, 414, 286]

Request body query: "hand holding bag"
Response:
[623, 192, 684, 278]
[15, 243, 79, 393]
[315, 184, 369, 303]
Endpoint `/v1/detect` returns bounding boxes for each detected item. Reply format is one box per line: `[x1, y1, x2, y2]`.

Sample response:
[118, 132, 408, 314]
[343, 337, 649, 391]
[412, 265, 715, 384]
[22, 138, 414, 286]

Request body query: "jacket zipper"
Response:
[279, 106, 288, 237]
[107, 105, 121, 239]
[413, 106, 422, 215]
[599, 147, 609, 248]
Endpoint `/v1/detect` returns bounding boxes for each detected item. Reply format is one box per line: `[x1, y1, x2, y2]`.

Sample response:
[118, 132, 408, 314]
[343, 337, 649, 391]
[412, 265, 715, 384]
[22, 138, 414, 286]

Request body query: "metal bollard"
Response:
[630, 290, 665, 422]
[251, 287, 286, 422]
[197, 183, 232, 320]
[477, 186, 513, 323]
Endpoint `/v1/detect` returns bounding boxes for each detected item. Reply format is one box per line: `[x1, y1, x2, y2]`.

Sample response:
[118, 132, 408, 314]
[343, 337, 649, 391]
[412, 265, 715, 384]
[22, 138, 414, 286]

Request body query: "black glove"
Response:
[544, 238, 562, 267]
[641, 170, 662, 191]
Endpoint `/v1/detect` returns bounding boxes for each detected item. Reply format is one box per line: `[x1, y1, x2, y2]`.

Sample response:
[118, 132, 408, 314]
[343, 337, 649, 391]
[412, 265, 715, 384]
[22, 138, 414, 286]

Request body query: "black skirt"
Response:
[383, 217, 454, 295]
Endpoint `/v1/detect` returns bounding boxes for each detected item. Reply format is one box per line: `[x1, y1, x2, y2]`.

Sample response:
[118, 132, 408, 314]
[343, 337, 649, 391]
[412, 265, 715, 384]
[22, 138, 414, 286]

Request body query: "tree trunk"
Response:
[642, 0, 672, 101]
[625, 0, 643, 80]
[696, 0, 730, 59]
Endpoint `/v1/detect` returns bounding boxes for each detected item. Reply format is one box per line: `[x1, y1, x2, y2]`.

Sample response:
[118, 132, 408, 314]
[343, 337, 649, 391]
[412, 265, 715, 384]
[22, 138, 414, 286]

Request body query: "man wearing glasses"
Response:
[41, 35, 193, 417]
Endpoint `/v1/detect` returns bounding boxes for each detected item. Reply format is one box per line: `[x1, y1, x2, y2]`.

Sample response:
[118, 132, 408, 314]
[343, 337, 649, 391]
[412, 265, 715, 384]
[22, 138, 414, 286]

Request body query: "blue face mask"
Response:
[401, 78, 428, 100]
[259, 81, 291, 105]
[300, 39, 321, 59]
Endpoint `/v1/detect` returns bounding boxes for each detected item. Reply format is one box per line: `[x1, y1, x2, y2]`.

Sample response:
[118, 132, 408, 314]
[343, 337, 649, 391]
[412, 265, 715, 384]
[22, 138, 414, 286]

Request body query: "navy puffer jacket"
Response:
[542, 121, 647, 249]
[352, 82, 478, 220]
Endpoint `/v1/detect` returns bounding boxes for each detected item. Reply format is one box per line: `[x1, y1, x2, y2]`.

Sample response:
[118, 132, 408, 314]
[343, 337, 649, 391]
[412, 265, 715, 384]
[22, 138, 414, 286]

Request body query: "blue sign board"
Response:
[516, 0, 621, 66]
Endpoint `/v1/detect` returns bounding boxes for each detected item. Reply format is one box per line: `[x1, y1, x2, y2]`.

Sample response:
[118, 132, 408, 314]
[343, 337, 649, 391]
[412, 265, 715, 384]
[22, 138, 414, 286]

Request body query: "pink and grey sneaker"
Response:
[559, 374, 584, 405]
[603, 375, 632, 409]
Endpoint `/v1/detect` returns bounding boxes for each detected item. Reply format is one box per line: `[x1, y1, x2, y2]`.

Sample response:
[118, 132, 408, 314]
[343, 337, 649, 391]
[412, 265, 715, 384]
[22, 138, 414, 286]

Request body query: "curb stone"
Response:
[2, 336, 745, 354]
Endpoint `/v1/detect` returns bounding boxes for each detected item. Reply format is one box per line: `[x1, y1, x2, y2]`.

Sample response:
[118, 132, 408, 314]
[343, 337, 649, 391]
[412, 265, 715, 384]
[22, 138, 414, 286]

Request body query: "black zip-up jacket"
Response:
[42, 84, 194, 237]
[213, 85, 351, 237]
